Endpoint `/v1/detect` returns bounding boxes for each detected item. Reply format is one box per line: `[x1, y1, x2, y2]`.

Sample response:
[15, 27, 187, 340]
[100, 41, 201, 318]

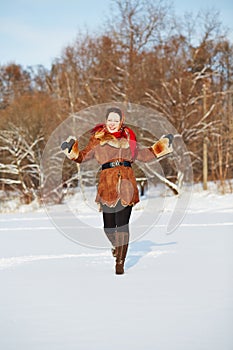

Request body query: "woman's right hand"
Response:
[61, 136, 79, 160]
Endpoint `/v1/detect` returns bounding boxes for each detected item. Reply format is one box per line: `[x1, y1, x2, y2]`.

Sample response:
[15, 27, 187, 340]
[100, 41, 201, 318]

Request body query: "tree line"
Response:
[0, 0, 233, 204]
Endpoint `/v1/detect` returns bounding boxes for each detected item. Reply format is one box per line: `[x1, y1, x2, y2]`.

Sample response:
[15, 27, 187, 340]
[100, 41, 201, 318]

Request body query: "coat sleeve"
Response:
[135, 134, 173, 162]
[74, 135, 97, 163]
[135, 145, 156, 163]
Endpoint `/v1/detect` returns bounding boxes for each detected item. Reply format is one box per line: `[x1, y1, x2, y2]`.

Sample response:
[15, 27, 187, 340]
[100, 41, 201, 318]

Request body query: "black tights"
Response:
[102, 201, 132, 235]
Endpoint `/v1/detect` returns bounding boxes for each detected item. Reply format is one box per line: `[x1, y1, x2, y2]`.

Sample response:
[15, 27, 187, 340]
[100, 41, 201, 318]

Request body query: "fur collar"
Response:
[94, 129, 130, 149]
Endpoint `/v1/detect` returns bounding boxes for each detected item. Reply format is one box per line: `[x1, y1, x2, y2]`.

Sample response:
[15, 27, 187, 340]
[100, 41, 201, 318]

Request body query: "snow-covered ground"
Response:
[0, 185, 233, 350]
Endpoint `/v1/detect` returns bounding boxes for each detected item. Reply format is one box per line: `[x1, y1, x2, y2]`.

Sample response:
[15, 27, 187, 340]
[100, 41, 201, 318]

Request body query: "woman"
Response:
[61, 107, 173, 275]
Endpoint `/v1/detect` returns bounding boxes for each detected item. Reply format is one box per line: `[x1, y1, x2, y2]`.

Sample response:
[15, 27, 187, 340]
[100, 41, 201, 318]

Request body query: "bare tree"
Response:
[0, 64, 31, 109]
[0, 125, 43, 203]
[104, 0, 172, 101]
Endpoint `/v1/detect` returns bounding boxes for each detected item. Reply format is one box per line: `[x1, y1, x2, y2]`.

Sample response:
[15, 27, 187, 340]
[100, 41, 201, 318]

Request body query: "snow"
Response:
[0, 185, 233, 350]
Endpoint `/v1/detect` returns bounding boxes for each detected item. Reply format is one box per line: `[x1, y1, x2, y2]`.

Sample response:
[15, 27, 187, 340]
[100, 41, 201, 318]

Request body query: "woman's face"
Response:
[106, 112, 121, 133]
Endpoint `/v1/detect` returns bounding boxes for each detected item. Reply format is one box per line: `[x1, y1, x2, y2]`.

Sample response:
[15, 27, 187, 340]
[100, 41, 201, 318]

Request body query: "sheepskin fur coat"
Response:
[74, 125, 156, 207]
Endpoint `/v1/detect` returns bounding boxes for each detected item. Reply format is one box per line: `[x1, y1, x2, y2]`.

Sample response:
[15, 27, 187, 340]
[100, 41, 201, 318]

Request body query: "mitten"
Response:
[151, 134, 173, 158]
[61, 136, 79, 160]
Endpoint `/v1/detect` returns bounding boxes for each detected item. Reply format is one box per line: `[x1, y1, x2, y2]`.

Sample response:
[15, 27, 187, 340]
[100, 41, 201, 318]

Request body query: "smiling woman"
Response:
[61, 106, 174, 275]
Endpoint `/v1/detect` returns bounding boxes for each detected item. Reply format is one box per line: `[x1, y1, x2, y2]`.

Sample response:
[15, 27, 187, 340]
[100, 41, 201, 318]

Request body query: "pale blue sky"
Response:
[1, 0, 233, 69]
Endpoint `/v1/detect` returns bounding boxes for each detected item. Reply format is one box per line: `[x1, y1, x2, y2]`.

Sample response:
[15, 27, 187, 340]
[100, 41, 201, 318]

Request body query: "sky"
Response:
[1, 0, 233, 69]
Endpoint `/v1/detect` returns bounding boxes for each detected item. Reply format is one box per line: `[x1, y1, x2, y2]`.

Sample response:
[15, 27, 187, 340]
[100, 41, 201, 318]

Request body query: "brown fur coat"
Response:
[74, 129, 156, 207]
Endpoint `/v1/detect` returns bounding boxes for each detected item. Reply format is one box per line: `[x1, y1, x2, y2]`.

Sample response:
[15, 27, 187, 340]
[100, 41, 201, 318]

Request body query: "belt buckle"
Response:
[111, 160, 120, 167]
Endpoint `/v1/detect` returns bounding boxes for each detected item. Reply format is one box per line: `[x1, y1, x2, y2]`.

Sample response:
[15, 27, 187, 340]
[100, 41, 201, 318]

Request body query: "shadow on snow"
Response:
[125, 240, 177, 270]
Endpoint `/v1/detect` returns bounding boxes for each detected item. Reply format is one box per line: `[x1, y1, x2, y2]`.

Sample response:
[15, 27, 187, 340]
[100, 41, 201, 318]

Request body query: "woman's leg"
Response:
[102, 205, 117, 249]
[102, 202, 132, 234]
[102, 203, 133, 274]
[115, 204, 132, 233]
[114, 204, 132, 274]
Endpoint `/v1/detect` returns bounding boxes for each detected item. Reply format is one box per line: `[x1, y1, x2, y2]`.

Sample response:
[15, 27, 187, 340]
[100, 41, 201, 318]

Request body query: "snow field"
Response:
[0, 189, 232, 350]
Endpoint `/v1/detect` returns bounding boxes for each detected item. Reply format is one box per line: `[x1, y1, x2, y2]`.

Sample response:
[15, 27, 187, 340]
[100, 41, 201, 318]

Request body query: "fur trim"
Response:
[93, 125, 137, 156]
[152, 134, 173, 158]
[102, 137, 129, 149]
[95, 129, 130, 149]
[94, 128, 106, 140]
[70, 140, 80, 159]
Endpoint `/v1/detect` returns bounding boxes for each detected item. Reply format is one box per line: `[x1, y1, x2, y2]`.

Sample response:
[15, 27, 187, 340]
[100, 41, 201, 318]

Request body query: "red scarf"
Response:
[91, 124, 137, 159]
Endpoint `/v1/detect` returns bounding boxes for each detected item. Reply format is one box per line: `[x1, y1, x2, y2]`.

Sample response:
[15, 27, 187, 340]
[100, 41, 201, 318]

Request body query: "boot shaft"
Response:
[115, 232, 129, 274]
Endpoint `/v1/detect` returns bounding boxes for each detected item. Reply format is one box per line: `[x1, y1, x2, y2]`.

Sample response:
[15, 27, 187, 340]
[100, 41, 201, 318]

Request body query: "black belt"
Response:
[102, 160, 132, 170]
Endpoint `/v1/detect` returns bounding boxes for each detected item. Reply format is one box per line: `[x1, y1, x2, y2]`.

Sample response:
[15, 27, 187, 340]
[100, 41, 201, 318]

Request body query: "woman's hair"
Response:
[105, 107, 123, 120]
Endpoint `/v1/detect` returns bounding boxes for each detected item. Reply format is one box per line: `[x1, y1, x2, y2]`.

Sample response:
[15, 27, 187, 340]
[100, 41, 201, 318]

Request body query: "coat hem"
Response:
[96, 198, 138, 210]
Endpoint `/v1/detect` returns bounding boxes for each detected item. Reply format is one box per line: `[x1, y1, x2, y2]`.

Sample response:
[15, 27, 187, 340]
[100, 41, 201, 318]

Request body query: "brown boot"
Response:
[115, 232, 129, 275]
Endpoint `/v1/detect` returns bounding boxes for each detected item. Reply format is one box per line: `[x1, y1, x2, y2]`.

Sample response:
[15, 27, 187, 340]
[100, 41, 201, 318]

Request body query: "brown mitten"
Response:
[61, 136, 79, 160]
[151, 134, 173, 158]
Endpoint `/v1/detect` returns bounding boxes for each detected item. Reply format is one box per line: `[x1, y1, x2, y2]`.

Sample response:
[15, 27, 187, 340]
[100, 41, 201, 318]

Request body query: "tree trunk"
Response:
[203, 135, 208, 190]
[203, 84, 208, 190]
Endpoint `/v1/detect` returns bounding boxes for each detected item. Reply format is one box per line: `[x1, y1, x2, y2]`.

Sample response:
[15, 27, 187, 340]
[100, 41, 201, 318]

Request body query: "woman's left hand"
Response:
[151, 134, 174, 158]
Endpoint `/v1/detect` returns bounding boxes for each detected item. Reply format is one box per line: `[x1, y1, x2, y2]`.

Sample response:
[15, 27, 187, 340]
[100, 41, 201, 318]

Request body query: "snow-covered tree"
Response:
[0, 124, 43, 203]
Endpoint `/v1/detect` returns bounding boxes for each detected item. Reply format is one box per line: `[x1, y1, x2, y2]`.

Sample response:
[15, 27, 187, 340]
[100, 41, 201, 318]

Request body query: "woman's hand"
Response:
[61, 136, 79, 160]
[151, 134, 174, 158]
